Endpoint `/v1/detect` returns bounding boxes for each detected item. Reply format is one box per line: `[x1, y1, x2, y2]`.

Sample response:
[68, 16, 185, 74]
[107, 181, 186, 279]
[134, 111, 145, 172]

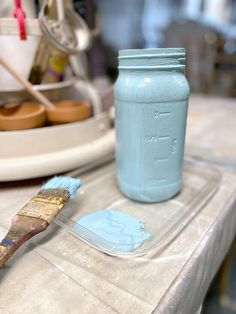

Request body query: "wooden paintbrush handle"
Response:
[0, 243, 20, 268]
[0, 189, 70, 268]
[0, 215, 48, 268]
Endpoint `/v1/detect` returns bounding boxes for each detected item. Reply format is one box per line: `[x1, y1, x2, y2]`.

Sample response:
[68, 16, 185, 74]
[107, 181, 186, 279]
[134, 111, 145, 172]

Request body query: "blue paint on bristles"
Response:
[42, 176, 81, 198]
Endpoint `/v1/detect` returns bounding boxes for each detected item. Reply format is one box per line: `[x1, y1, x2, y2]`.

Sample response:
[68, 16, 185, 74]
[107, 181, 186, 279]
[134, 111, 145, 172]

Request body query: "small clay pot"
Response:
[46, 100, 92, 124]
[0, 102, 46, 131]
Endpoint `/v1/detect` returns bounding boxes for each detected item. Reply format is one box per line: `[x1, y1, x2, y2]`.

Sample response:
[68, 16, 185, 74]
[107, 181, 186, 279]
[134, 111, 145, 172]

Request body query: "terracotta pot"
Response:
[46, 100, 92, 124]
[0, 102, 46, 131]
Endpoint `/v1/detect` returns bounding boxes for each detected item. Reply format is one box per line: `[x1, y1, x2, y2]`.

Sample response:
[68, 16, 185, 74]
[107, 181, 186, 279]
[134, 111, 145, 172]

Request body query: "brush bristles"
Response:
[42, 176, 81, 198]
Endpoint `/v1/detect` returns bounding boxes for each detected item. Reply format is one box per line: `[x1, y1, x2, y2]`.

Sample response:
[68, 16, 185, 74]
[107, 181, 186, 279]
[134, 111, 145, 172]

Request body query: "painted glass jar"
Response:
[115, 48, 190, 203]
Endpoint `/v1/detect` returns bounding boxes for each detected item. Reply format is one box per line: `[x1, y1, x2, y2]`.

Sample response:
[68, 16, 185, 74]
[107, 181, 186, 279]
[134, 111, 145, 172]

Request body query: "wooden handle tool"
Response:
[0, 56, 55, 109]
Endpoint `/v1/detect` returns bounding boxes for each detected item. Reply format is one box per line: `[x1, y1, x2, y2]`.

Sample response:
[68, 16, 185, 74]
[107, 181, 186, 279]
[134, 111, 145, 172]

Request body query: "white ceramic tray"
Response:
[0, 118, 114, 181]
[0, 79, 115, 181]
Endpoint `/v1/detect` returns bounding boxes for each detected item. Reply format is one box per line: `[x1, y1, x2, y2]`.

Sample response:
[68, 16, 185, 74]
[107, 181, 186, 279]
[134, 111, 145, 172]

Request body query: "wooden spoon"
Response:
[0, 56, 55, 109]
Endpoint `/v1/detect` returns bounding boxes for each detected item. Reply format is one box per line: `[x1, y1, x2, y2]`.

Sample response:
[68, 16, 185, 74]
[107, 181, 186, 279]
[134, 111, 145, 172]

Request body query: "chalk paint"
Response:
[74, 209, 151, 253]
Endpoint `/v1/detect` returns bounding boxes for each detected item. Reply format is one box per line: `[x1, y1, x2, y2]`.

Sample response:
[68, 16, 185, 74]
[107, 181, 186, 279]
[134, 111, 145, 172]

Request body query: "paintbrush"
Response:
[0, 176, 81, 268]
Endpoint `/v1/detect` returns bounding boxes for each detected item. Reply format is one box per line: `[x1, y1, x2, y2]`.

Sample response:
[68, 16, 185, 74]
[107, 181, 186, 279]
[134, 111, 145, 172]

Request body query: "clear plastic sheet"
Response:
[55, 158, 221, 257]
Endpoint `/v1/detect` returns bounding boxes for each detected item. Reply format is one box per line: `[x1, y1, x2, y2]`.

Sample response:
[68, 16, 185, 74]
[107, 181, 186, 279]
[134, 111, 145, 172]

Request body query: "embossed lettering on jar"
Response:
[115, 48, 190, 203]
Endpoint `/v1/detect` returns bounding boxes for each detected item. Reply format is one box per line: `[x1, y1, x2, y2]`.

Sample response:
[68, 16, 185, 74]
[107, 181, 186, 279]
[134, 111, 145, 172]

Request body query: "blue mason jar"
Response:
[115, 48, 190, 203]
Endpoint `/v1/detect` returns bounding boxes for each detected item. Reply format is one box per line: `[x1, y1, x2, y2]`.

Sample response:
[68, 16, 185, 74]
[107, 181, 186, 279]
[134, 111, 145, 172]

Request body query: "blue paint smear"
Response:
[74, 210, 151, 253]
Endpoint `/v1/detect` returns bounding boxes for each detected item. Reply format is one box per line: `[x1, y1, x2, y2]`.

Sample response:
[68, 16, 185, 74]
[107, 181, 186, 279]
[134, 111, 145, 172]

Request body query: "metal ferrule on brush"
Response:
[18, 189, 70, 224]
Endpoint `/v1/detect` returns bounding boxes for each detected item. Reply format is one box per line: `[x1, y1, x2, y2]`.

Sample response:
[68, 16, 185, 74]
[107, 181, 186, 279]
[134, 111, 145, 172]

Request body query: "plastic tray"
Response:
[54, 157, 221, 257]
